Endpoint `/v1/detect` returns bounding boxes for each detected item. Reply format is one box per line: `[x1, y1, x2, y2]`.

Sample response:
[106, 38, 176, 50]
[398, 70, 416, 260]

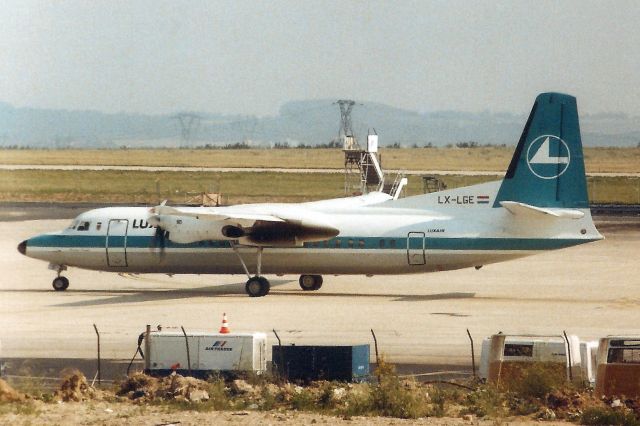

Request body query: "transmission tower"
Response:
[335, 99, 356, 138]
[172, 113, 202, 147]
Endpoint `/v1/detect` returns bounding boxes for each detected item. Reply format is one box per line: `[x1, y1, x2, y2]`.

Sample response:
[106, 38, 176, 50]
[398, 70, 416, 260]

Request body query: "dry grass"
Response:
[2, 147, 640, 173]
[0, 170, 346, 204]
[0, 169, 638, 204]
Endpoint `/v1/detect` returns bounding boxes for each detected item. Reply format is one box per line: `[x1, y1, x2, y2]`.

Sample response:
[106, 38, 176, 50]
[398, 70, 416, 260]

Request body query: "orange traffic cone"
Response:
[219, 312, 230, 334]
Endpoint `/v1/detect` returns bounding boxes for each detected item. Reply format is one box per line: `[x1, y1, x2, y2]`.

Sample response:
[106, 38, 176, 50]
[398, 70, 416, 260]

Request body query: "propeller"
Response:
[150, 226, 168, 260]
[149, 200, 168, 260]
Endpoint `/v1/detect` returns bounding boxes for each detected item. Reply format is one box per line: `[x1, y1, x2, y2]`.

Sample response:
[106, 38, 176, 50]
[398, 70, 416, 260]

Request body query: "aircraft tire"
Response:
[312, 275, 323, 290]
[52, 276, 69, 291]
[246, 276, 270, 297]
[299, 274, 323, 291]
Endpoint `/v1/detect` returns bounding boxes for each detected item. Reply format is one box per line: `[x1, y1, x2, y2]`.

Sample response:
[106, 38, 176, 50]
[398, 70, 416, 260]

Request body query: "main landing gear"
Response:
[230, 245, 325, 297]
[50, 264, 69, 291]
[231, 244, 270, 297]
[299, 274, 323, 291]
[245, 276, 270, 297]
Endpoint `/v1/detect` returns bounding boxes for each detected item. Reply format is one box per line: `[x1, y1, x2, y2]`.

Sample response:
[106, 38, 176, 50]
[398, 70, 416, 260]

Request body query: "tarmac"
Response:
[2, 163, 639, 177]
[1, 207, 639, 372]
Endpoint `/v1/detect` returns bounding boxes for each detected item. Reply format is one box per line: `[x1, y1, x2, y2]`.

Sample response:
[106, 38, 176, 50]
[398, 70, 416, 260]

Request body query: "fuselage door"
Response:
[106, 219, 129, 267]
[407, 232, 426, 265]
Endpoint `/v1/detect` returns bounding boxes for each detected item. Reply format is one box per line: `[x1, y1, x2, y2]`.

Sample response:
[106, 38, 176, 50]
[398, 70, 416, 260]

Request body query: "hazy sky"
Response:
[1, 1, 639, 116]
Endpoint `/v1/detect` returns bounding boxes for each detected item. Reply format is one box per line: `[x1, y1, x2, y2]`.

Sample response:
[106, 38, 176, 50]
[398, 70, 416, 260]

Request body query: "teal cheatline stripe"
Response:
[28, 234, 233, 249]
[29, 234, 596, 252]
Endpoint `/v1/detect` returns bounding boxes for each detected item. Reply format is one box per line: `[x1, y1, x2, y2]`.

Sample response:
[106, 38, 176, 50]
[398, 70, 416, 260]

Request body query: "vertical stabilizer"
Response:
[494, 93, 588, 208]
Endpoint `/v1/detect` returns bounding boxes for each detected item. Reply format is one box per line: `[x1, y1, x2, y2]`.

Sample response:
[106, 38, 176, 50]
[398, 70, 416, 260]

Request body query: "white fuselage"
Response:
[23, 182, 602, 276]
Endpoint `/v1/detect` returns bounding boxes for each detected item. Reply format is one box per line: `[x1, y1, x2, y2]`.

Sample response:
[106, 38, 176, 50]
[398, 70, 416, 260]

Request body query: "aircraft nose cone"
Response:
[17, 240, 27, 255]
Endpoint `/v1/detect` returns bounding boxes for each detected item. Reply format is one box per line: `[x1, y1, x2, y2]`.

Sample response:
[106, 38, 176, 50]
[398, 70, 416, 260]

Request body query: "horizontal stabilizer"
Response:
[500, 201, 584, 219]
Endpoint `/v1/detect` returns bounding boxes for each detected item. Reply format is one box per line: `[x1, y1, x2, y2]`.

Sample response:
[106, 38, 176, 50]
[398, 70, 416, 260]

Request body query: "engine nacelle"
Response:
[149, 215, 243, 244]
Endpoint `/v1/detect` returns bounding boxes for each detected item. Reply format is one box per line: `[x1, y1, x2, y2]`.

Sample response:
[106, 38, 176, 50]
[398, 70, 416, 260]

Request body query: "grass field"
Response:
[2, 147, 640, 173]
[1, 169, 638, 204]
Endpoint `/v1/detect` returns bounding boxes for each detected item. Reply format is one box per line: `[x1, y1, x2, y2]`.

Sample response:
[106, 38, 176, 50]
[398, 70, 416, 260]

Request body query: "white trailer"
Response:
[478, 334, 584, 384]
[144, 330, 267, 376]
[579, 340, 598, 385]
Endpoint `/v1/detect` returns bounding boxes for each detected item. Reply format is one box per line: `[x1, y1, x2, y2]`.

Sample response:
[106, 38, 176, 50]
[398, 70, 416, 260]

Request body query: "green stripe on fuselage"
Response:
[28, 234, 597, 251]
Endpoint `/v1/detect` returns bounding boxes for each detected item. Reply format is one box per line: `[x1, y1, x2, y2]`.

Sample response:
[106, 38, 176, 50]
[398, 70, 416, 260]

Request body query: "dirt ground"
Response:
[0, 402, 577, 426]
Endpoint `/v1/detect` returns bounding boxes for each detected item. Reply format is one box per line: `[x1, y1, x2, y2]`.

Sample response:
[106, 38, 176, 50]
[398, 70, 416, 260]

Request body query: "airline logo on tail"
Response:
[526, 135, 571, 179]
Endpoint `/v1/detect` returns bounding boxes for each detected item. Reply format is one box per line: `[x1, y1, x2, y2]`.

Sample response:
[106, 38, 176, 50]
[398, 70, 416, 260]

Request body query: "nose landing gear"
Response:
[49, 264, 69, 291]
[52, 276, 69, 291]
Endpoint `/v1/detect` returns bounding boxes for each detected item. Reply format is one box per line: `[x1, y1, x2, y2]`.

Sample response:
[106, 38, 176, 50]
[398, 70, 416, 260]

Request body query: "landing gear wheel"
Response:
[52, 276, 69, 291]
[299, 274, 323, 291]
[245, 276, 270, 297]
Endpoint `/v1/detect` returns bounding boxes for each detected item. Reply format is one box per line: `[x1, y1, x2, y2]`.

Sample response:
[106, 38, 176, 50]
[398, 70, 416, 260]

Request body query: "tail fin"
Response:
[494, 93, 588, 208]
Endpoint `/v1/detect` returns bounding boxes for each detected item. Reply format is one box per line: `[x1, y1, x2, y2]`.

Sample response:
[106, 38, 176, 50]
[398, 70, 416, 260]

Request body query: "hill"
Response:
[0, 99, 638, 148]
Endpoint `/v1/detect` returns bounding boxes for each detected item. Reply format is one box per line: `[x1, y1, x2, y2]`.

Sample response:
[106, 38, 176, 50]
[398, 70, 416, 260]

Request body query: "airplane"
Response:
[17, 93, 603, 297]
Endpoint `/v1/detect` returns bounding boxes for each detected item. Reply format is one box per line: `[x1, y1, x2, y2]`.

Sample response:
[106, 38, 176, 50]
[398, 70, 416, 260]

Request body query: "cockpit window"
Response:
[67, 220, 79, 230]
[76, 221, 91, 231]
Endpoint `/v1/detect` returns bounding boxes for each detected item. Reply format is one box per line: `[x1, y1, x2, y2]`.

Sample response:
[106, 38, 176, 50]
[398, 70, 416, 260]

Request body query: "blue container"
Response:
[272, 344, 370, 382]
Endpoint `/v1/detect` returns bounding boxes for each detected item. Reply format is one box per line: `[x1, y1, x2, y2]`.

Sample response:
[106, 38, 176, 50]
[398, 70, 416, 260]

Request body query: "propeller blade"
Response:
[150, 226, 167, 259]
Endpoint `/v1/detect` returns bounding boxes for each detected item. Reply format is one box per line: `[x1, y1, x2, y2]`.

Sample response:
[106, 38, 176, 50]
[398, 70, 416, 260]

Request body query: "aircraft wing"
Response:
[149, 203, 340, 246]
[500, 201, 585, 219]
[150, 203, 285, 226]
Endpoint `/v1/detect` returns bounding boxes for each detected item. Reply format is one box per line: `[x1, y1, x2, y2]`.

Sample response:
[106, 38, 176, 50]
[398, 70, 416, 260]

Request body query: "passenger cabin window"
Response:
[503, 343, 533, 357]
[76, 221, 90, 231]
[390, 239, 396, 249]
[334, 239, 341, 248]
[347, 239, 354, 248]
[358, 239, 365, 248]
[379, 239, 385, 248]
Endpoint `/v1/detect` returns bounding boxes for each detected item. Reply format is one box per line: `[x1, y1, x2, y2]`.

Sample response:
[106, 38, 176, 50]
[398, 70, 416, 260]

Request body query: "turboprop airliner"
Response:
[18, 93, 603, 297]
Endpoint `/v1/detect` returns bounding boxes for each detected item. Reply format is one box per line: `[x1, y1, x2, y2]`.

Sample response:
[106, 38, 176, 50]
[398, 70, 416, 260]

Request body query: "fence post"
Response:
[273, 329, 285, 381]
[181, 326, 192, 376]
[563, 330, 573, 382]
[466, 328, 476, 379]
[144, 325, 151, 373]
[93, 324, 101, 385]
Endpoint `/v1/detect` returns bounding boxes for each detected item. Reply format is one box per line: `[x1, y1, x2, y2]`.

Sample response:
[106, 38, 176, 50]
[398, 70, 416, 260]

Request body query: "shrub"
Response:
[290, 388, 316, 411]
[463, 385, 509, 418]
[581, 406, 640, 426]
[371, 358, 430, 419]
[507, 363, 567, 399]
[341, 386, 373, 417]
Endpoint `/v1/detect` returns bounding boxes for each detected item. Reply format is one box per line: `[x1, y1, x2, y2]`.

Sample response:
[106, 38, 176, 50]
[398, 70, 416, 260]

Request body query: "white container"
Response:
[145, 331, 267, 375]
[478, 334, 583, 383]
[595, 336, 640, 398]
[579, 340, 598, 384]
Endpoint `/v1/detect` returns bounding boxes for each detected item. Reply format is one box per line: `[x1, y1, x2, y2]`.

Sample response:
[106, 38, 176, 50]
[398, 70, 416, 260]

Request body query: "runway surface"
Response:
[2, 164, 639, 177]
[1, 214, 639, 366]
